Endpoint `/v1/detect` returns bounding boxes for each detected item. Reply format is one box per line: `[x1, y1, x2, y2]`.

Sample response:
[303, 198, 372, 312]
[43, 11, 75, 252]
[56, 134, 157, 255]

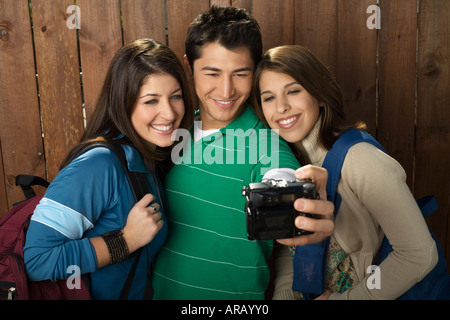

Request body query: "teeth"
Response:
[217, 100, 233, 105]
[279, 116, 297, 125]
[151, 123, 173, 131]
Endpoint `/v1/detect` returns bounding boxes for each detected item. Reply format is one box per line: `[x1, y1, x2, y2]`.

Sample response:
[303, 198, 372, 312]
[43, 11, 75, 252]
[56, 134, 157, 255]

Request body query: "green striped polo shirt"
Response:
[152, 107, 300, 300]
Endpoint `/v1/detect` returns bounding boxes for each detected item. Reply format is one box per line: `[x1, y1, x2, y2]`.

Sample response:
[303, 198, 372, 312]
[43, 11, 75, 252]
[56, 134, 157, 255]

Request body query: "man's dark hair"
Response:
[185, 6, 262, 70]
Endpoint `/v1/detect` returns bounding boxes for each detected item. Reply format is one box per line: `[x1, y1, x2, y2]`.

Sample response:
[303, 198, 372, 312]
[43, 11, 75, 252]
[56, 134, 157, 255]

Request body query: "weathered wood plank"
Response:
[122, 0, 166, 45]
[0, 0, 45, 209]
[210, 0, 252, 13]
[31, 0, 85, 181]
[294, 0, 338, 74]
[378, 0, 417, 188]
[166, 0, 209, 61]
[335, 0, 378, 134]
[253, 0, 295, 51]
[77, 0, 122, 122]
[417, 0, 450, 268]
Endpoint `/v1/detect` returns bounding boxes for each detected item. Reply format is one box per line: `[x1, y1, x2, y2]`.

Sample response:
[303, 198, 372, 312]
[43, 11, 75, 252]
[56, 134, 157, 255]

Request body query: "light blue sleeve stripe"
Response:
[31, 197, 94, 240]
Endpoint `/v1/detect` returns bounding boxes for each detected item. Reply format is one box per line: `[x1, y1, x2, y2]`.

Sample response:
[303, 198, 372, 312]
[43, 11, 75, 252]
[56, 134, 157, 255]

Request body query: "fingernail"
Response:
[295, 168, 304, 179]
[296, 217, 306, 228]
[296, 199, 306, 210]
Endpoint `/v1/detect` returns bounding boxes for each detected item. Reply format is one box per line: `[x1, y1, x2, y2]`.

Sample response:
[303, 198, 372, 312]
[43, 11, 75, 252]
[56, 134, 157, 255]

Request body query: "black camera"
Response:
[242, 179, 319, 240]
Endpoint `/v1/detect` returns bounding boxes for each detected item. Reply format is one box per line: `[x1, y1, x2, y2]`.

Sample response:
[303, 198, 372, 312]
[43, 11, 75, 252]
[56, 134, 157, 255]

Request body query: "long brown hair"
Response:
[253, 45, 365, 150]
[61, 39, 194, 170]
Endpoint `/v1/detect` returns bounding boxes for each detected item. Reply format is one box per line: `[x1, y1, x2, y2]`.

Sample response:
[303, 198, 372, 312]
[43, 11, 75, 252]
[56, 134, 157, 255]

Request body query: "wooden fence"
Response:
[1, 0, 449, 271]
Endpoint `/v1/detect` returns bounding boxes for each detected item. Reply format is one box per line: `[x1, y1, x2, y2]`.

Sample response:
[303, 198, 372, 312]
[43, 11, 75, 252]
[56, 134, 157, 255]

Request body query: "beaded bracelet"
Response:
[101, 230, 129, 264]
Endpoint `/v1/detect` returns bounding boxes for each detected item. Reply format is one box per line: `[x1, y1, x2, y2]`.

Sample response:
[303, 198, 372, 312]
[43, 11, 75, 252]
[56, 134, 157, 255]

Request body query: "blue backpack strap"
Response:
[416, 195, 439, 219]
[323, 129, 387, 207]
[292, 129, 386, 297]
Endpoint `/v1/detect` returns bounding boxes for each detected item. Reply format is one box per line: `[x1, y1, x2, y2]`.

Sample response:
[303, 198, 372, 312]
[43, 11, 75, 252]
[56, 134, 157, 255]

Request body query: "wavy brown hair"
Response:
[61, 39, 194, 171]
[253, 45, 365, 150]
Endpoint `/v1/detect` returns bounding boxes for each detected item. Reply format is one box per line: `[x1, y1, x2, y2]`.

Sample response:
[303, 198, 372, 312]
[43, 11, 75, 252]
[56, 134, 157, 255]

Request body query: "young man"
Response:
[152, 6, 334, 300]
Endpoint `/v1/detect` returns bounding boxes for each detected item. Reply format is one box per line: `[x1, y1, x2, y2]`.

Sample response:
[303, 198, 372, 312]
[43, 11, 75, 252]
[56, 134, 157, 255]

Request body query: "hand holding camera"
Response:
[242, 165, 335, 244]
[242, 179, 319, 240]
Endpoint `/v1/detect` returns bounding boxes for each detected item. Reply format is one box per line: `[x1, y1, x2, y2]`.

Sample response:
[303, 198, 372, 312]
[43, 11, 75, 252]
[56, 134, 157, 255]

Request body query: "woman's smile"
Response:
[276, 114, 301, 129]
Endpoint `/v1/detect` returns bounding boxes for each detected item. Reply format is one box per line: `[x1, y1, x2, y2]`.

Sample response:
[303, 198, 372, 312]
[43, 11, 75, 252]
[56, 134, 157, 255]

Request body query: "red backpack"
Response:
[0, 190, 91, 300]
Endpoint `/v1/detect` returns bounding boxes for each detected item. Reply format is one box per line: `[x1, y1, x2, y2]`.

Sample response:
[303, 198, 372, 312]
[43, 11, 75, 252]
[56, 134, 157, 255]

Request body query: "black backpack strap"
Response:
[104, 143, 149, 202]
[73, 142, 156, 300]
[15, 174, 50, 200]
